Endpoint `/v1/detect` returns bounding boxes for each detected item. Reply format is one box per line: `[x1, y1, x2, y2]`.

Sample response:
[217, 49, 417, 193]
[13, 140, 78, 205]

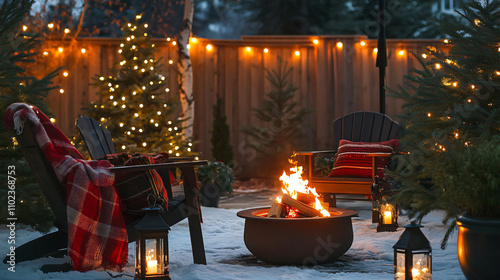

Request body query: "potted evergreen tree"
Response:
[196, 161, 235, 207]
[389, 1, 500, 279]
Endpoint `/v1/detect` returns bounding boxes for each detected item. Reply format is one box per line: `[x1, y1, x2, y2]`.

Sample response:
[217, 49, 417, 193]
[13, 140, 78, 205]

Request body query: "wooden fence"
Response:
[34, 35, 442, 178]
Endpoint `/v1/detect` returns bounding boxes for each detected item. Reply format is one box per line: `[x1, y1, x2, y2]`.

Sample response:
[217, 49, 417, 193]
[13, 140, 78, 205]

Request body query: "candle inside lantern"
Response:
[147, 259, 157, 273]
[146, 253, 158, 274]
[383, 210, 392, 224]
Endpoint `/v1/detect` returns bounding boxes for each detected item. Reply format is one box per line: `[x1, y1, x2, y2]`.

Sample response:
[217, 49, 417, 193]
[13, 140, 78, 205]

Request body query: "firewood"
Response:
[268, 200, 287, 217]
[281, 194, 322, 217]
[296, 192, 316, 205]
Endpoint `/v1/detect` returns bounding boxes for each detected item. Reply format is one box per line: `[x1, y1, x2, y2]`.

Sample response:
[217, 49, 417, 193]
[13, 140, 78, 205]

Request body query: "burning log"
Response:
[267, 200, 287, 218]
[281, 194, 322, 217]
[296, 192, 316, 205]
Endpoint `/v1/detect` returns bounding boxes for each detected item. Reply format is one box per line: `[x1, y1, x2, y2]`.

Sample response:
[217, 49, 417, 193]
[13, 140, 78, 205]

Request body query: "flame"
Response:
[279, 166, 330, 217]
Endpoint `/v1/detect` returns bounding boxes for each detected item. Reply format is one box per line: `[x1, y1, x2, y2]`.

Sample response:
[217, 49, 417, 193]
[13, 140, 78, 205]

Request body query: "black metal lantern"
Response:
[373, 180, 398, 232]
[377, 199, 399, 232]
[135, 206, 171, 280]
[393, 222, 432, 280]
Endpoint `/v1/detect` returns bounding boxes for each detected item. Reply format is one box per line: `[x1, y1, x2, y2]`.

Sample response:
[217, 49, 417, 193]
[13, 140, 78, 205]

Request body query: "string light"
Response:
[167, 37, 171, 41]
[63, 71, 69, 77]
[337, 42, 343, 48]
[121, 104, 126, 108]
[119, 123, 124, 127]
[134, 113, 139, 117]
[422, 53, 427, 58]
[64, 28, 70, 34]
[398, 50, 405, 56]
[187, 44, 191, 49]
[471, 85, 475, 89]
[50, 118, 56, 123]
[452, 82, 458, 87]
[169, 60, 173, 64]
[360, 41, 366, 46]
[191, 37, 197, 43]
[246, 47, 251, 52]
[139, 104, 143, 108]
[131, 35, 135, 39]
[435, 63, 442, 69]
[81, 48, 86, 53]
[206, 44, 213, 51]
[22, 25, 28, 31]
[165, 88, 170, 92]
[132, 127, 136, 130]
[444, 39, 449, 43]
[113, 101, 118, 106]
[122, 145, 126, 150]
[144, 23, 149, 28]
[101, 117, 106, 122]
[142, 142, 147, 147]
[496, 71, 500, 75]
[172, 41, 177, 46]
[58, 47, 63, 53]
[59, 89, 64, 94]
[118, 49, 122, 53]
[43, 51, 48, 56]
[467, 99, 472, 103]
[294, 50, 300, 56]
[427, 112, 431, 117]
[373, 48, 378, 53]
[133, 91, 137, 95]
[150, 66, 154, 70]
[157, 111, 161, 115]
[139, 129, 143, 133]
[110, 95, 114, 99]
[264, 48, 269, 53]
[48, 23, 54, 29]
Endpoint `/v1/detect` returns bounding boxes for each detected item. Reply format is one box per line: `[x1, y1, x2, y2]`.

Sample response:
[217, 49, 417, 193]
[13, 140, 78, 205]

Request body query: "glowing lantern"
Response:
[135, 204, 171, 280]
[394, 222, 432, 280]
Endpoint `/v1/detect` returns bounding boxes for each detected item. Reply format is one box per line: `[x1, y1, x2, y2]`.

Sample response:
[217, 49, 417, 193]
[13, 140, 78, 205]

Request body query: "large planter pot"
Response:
[457, 215, 500, 280]
[199, 182, 221, 207]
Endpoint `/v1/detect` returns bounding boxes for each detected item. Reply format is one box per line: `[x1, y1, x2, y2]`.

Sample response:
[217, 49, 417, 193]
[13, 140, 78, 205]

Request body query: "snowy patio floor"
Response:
[0, 187, 465, 279]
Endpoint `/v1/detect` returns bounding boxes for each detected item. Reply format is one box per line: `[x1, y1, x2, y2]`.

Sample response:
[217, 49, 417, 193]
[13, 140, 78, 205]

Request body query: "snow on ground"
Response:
[0, 194, 465, 280]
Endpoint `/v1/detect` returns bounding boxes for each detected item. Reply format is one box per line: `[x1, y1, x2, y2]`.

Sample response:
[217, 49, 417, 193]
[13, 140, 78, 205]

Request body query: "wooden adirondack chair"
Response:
[3, 117, 208, 271]
[296, 111, 400, 210]
[76, 115, 194, 200]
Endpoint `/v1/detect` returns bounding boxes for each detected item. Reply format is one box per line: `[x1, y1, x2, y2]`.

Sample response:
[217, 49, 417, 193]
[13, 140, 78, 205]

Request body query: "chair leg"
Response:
[322, 193, 337, 208]
[180, 166, 207, 265]
[3, 230, 68, 264]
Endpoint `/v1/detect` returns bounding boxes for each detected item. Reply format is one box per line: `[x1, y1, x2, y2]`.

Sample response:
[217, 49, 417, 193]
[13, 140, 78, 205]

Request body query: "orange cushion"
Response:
[328, 139, 399, 178]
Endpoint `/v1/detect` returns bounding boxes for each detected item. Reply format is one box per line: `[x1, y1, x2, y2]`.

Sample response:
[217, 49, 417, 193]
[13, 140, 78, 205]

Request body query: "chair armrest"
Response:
[295, 150, 337, 156]
[109, 160, 208, 173]
[364, 152, 392, 158]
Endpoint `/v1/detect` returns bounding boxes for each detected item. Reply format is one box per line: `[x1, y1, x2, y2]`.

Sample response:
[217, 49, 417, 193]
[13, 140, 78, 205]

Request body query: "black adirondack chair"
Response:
[296, 111, 399, 209]
[3, 118, 207, 271]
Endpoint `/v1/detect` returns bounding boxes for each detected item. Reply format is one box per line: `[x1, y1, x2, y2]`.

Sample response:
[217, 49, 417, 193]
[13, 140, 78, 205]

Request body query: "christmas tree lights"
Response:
[81, 15, 196, 157]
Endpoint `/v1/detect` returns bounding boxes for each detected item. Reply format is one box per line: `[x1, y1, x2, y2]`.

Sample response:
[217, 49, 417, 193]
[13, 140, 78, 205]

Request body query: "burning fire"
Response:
[278, 166, 330, 217]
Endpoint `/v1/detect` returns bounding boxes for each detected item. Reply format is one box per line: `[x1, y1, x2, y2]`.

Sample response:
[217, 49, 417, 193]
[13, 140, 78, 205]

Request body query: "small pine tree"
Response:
[241, 58, 312, 177]
[389, 0, 500, 242]
[81, 15, 195, 158]
[211, 97, 233, 164]
[0, 0, 60, 232]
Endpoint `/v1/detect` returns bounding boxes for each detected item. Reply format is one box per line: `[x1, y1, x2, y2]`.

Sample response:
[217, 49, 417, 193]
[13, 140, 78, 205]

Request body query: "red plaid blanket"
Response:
[4, 103, 128, 271]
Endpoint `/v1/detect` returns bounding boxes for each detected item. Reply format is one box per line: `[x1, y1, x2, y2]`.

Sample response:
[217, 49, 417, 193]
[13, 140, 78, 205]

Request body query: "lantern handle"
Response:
[147, 193, 157, 208]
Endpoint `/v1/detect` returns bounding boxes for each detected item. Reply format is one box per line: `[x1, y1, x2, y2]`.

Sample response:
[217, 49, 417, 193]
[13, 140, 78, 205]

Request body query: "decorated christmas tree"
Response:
[82, 15, 195, 157]
[0, 0, 60, 232]
[389, 0, 500, 245]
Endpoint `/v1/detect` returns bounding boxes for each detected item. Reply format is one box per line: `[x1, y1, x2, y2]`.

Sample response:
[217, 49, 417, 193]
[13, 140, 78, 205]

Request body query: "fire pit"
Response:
[237, 207, 358, 265]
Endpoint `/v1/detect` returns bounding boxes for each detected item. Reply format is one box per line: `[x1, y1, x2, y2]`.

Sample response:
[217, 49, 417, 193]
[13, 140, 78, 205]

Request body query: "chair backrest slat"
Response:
[332, 111, 399, 150]
[16, 121, 68, 232]
[76, 116, 115, 159]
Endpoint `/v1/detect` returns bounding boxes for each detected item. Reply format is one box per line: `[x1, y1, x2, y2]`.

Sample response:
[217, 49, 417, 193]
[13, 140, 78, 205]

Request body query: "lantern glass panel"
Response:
[411, 252, 431, 280]
[395, 250, 406, 280]
[380, 203, 394, 225]
[146, 238, 164, 275]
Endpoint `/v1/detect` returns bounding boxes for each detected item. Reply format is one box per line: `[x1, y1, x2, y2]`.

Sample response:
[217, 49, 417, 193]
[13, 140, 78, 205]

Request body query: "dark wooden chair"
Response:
[3, 118, 208, 271]
[76, 115, 194, 200]
[296, 111, 399, 210]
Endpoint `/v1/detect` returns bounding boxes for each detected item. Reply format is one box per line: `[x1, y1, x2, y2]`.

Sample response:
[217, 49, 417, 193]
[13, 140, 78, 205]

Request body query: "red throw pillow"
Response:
[328, 139, 399, 178]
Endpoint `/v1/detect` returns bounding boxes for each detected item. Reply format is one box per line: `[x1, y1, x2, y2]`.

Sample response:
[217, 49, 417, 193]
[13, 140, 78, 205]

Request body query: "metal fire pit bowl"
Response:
[237, 207, 358, 265]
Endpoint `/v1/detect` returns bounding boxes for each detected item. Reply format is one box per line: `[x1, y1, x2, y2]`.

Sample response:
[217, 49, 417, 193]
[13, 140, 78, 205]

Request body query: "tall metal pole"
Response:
[376, 0, 387, 114]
